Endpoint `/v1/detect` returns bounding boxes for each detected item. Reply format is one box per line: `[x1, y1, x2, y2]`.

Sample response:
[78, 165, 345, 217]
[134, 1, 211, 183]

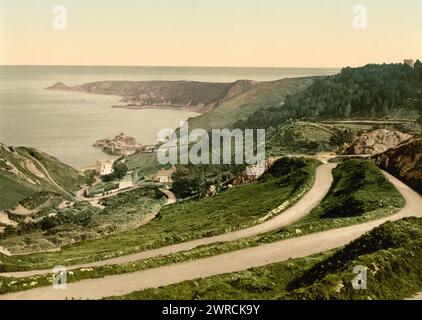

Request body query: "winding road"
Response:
[0, 163, 334, 278]
[1, 167, 421, 300]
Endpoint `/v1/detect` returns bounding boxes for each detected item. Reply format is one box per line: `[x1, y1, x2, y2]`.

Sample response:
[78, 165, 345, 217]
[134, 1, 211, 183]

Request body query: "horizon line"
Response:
[0, 64, 345, 69]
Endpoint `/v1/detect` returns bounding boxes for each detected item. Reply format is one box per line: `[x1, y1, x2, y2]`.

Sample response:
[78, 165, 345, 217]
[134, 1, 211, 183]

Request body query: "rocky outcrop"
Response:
[46, 80, 256, 113]
[342, 129, 412, 155]
[93, 133, 143, 156]
[374, 135, 422, 194]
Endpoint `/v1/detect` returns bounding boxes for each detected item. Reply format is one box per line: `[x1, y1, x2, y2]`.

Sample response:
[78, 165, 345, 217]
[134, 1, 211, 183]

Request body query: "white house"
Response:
[96, 160, 114, 176]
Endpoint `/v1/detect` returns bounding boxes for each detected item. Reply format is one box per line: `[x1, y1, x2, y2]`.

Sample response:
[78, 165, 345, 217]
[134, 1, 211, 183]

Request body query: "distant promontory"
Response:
[46, 79, 257, 113]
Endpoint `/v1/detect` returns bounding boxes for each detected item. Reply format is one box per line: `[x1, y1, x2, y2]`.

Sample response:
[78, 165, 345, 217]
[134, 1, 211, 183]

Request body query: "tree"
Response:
[113, 162, 128, 179]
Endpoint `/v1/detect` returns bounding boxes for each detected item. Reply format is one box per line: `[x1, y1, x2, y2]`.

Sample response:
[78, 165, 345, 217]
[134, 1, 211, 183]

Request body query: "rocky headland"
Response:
[93, 133, 143, 156]
[46, 80, 257, 113]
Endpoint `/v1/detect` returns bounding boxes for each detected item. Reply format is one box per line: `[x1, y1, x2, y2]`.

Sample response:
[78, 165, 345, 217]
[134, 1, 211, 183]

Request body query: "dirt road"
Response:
[407, 292, 422, 300]
[0, 163, 334, 278]
[26, 154, 77, 201]
[1, 169, 420, 300]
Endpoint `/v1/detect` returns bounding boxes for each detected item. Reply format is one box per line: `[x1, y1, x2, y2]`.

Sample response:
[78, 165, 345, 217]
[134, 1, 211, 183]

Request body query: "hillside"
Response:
[287, 217, 422, 300]
[0, 158, 319, 269]
[187, 76, 315, 130]
[108, 218, 422, 300]
[342, 129, 412, 155]
[236, 63, 422, 129]
[47, 80, 256, 113]
[374, 135, 422, 194]
[0, 187, 164, 254]
[299, 159, 404, 221]
[0, 144, 84, 210]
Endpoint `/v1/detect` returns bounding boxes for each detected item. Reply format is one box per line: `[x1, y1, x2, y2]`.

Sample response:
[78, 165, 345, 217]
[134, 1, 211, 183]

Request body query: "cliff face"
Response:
[374, 135, 422, 194]
[342, 129, 412, 155]
[47, 80, 256, 113]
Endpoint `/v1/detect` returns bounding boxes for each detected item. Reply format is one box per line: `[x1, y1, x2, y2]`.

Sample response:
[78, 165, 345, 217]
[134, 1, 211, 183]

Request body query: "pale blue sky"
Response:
[1, 0, 421, 67]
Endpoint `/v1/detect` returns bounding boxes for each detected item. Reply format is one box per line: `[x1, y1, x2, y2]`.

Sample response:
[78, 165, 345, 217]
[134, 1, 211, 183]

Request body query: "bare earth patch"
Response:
[0, 211, 17, 227]
[9, 205, 33, 216]
[24, 160, 46, 179]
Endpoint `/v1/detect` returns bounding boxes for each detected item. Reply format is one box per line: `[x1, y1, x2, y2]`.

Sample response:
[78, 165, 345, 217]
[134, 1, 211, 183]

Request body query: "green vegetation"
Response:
[0, 159, 404, 293]
[105, 218, 422, 300]
[86, 181, 119, 197]
[301, 159, 404, 220]
[266, 121, 356, 155]
[107, 253, 331, 300]
[17, 191, 63, 211]
[0, 174, 38, 210]
[188, 77, 314, 131]
[101, 161, 128, 182]
[0, 158, 318, 270]
[84, 170, 96, 186]
[237, 63, 422, 129]
[125, 152, 171, 181]
[0, 187, 164, 254]
[287, 218, 422, 300]
[16, 147, 84, 193]
[0, 145, 74, 209]
[172, 163, 244, 198]
[76, 80, 255, 112]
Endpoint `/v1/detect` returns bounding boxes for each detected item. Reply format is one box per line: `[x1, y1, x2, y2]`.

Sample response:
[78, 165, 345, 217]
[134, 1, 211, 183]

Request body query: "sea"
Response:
[0, 66, 339, 168]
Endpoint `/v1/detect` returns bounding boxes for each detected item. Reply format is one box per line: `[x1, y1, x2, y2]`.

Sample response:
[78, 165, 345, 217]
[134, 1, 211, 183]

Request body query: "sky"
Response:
[0, 0, 421, 67]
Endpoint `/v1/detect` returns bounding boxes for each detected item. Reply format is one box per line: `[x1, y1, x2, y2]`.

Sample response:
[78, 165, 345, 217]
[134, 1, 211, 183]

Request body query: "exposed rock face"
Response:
[342, 129, 412, 155]
[93, 133, 143, 156]
[374, 135, 422, 194]
[46, 80, 256, 113]
[232, 158, 277, 186]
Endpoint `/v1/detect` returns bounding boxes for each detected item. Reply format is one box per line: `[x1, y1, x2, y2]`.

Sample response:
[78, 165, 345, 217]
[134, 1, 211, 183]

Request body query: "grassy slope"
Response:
[16, 147, 84, 193]
[267, 121, 337, 155]
[0, 158, 318, 270]
[0, 188, 164, 254]
[0, 145, 85, 209]
[0, 146, 51, 209]
[0, 174, 39, 210]
[288, 217, 422, 300]
[300, 159, 404, 221]
[188, 77, 315, 131]
[106, 218, 421, 300]
[0, 160, 407, 292]
[125, 152, 171, 180]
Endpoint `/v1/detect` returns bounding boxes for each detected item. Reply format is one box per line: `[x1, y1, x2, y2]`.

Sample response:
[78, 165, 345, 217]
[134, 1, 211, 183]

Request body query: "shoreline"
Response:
[111, 104, 205, 113]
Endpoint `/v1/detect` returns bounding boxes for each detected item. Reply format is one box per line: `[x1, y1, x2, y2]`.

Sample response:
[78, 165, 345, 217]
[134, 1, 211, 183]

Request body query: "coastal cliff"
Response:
[47, 80, 257, 113]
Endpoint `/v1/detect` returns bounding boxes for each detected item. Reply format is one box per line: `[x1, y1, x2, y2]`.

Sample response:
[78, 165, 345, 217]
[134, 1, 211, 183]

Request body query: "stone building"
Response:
[96, 160, 114, 176]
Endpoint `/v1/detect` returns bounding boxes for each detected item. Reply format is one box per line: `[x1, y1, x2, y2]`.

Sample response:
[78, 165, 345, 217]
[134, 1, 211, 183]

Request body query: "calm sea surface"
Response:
[0, 66, 339, 167]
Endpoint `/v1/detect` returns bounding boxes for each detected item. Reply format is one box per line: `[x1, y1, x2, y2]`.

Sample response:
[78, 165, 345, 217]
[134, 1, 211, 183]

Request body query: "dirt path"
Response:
[0, 245, 11, 256]
[0, 169, 420, 300]
[25, 153, 76, 201]
[0, 163, 335, 278]
[406, 292, 422, 300]
[159, 188, 176, 205]
[0, 212, 18, 227]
